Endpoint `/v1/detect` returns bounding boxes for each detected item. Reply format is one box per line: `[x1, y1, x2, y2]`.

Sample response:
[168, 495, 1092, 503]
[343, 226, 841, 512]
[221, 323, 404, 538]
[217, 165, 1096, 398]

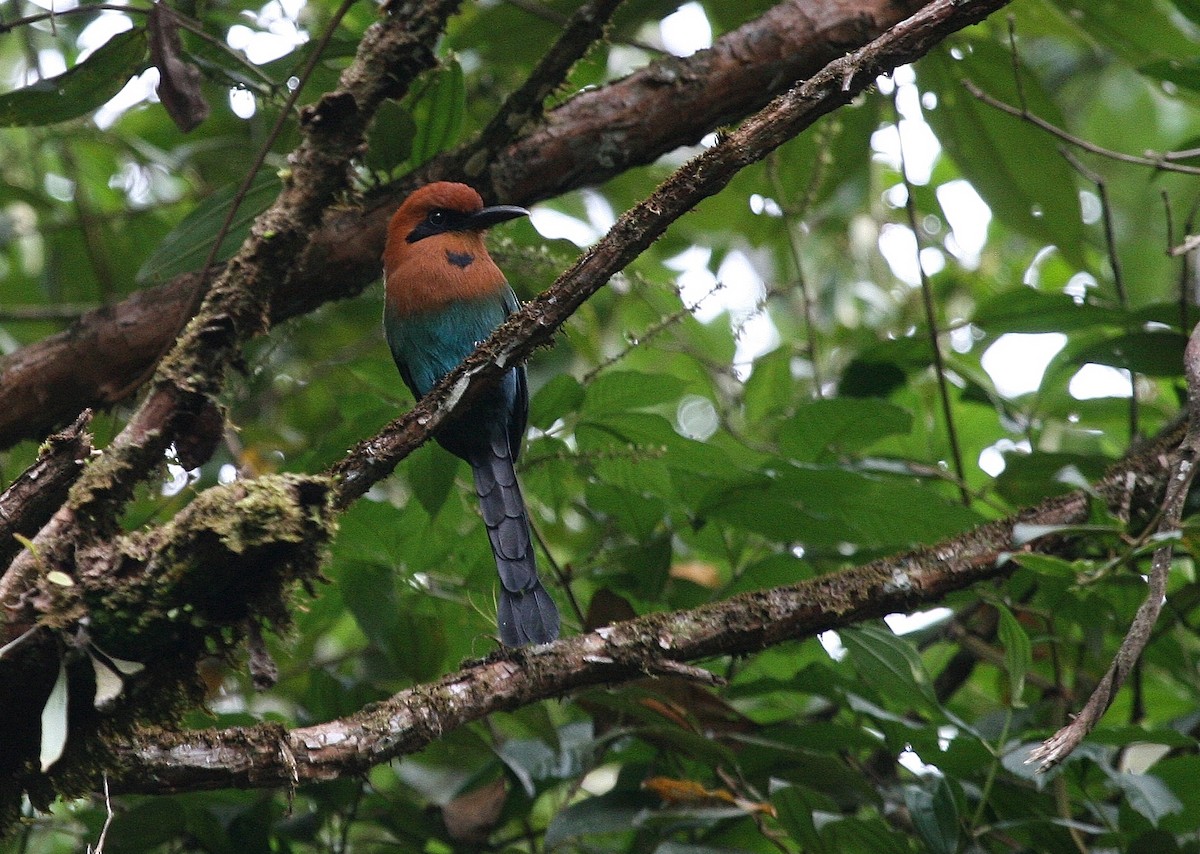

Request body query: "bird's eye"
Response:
[427, 210, 447, 226]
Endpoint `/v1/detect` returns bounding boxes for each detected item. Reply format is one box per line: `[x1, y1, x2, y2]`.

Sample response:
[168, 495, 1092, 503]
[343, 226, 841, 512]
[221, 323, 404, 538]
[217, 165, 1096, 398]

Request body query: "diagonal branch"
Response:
[328, 0, 1015, 507]
[0, 0, 936, 452]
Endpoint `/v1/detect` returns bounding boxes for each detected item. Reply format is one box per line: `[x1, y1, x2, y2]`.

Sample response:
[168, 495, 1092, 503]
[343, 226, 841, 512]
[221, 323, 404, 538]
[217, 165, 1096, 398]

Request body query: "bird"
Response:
[382, 182, 560, 647]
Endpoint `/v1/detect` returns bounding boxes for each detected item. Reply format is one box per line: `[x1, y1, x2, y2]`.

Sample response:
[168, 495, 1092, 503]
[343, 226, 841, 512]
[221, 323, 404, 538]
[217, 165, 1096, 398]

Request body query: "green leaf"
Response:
[365, 97, 416, 175]
[904, 778, 961, 854]
[773, 787, 829, 853]
[406, 58, 465, 167]
[1106, 770, 1184, 826]
[1072, 331, 1187, 377]
[544, 789, 646, 846]
[1049, 0, 1200, 66]
[407, 444, 460, 518]
[137, 170, 280, 285]
[920, 42, 1085, 264]
[529, 374, 585, 429]
[778, 399, 913, 461]
[841, 625, 938, 711]
[995, 603, 1032, 706]
[582, 370, 688, 416]
[702, 464, 981, 550]
[742, 346, 795, 423]
[973, 289, 1125, 334]
[0, 30, 148, 127]
[340, 560, 445, 681]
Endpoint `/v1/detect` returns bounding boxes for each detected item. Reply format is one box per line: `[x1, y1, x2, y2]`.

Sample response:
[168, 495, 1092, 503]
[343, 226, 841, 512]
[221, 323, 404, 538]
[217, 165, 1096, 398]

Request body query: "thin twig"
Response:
[469, 0, 624, 171]
[0, 3, 147, 35]
[0, 303, 97, 321]
[86, 776, 114, 854]
[893, 92, 970, 506]
[963, 79, 1200, 176]
[180, 0, 359, 324]
[1029, 320, 1200, 770]
[1060, 148, 1138, 442]
[765, 141, 830, 397]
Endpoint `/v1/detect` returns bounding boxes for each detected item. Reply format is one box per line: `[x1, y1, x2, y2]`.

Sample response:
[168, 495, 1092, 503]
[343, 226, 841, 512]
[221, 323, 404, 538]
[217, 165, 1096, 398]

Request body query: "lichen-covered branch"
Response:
[0, 475, 334, 822]
[0, 411, 92, 574]
[111, 423, 1182, 793]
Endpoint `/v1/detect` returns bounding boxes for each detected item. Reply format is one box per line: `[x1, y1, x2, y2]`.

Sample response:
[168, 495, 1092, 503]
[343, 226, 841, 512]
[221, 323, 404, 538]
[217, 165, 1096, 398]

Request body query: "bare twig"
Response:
[965, 78, 1200, 177]
[1060, 148, 1138, 442]
[465, 0, 625, 177]
[1028, 322, 1200, 770]
[893, 91, 969, 506]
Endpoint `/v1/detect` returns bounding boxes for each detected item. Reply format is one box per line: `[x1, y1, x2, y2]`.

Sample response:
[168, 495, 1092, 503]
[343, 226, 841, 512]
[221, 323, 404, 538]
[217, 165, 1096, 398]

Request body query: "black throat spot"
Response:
[446, 250, 475, 269]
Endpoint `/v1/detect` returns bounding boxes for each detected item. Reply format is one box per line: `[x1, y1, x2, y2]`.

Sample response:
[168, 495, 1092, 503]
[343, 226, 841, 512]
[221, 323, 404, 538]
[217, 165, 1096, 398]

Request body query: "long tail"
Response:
[471, 435, 560, 646]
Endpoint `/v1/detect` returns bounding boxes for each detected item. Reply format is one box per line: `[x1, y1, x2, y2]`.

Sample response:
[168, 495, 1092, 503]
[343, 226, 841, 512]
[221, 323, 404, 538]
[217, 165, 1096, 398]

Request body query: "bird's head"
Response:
[384, 182, 529, 314]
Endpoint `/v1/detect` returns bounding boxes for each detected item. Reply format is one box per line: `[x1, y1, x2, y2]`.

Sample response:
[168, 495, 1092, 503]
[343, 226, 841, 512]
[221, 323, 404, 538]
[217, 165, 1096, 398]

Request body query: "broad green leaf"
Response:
[904, 778, 961, 854]
[994, 451, 1111, 505]
[1072, 331, 1187, 377]
[583, 370, 688, 416]
[973, 288, 1125, 334]
[1105, 770, 1184, 826]
[0, 30, 148, 127]
[528, 373, 585, 429]
[365, 97, 416, 175]
[407, 444, 460, 518]
[995, 603, 1033, 706]
[920, 42, 1085, 264]
[773, 786, 829, 853]
[1049, 0, 1200, 65]
[841, 625, 938, 711]
[779, 398, 913, 461]
[340, 560, 445, 681]
[544, 789, 646, 846]
[701, 464, 981, 549]
[825, 814, 914, 854]
[742, 346, 795, 423]
[406, 58, 466, 167]
[137, 170, 280, 285]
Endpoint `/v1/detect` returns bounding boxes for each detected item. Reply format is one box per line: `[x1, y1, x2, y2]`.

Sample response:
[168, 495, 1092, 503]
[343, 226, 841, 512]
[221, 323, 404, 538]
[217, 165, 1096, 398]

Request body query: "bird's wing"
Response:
[502, 285, 529, 462]
[383, 304, 420, 398]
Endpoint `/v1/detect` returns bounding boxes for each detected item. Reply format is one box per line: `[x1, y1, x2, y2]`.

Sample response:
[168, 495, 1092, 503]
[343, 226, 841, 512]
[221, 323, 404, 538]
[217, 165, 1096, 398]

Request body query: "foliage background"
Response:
[1, 0, 1199, 851]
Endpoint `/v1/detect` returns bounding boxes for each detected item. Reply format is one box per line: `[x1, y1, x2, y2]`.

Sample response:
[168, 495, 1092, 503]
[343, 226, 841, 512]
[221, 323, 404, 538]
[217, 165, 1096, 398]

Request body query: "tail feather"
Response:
[472, 435, 560, 646]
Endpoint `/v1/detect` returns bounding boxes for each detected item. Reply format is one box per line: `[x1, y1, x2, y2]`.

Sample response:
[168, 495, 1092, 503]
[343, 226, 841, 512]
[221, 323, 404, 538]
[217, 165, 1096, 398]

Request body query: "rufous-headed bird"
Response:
[383, 182, 560, 647]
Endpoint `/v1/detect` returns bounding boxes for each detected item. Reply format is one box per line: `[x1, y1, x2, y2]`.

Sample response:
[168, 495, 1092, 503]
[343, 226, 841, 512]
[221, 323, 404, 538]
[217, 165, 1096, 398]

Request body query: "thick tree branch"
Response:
[0, 411, 92, 576]
[111, 422, 1182, 792]
[0, 0, 933, 451]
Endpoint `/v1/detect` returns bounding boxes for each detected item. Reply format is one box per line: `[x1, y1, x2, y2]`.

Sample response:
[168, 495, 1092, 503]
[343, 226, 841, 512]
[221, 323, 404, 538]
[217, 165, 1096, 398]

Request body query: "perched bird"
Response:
[383, 182, 560, 647]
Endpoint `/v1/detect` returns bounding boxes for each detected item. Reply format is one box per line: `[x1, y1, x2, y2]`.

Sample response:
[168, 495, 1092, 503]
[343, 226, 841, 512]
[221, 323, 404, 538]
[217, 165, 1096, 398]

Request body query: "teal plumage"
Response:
[383, 182, 559, 647]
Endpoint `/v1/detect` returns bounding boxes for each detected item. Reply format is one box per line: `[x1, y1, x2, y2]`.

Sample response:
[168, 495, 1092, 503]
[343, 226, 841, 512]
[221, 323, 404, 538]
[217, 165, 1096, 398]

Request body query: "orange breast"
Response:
[385, 231, 507, 316]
